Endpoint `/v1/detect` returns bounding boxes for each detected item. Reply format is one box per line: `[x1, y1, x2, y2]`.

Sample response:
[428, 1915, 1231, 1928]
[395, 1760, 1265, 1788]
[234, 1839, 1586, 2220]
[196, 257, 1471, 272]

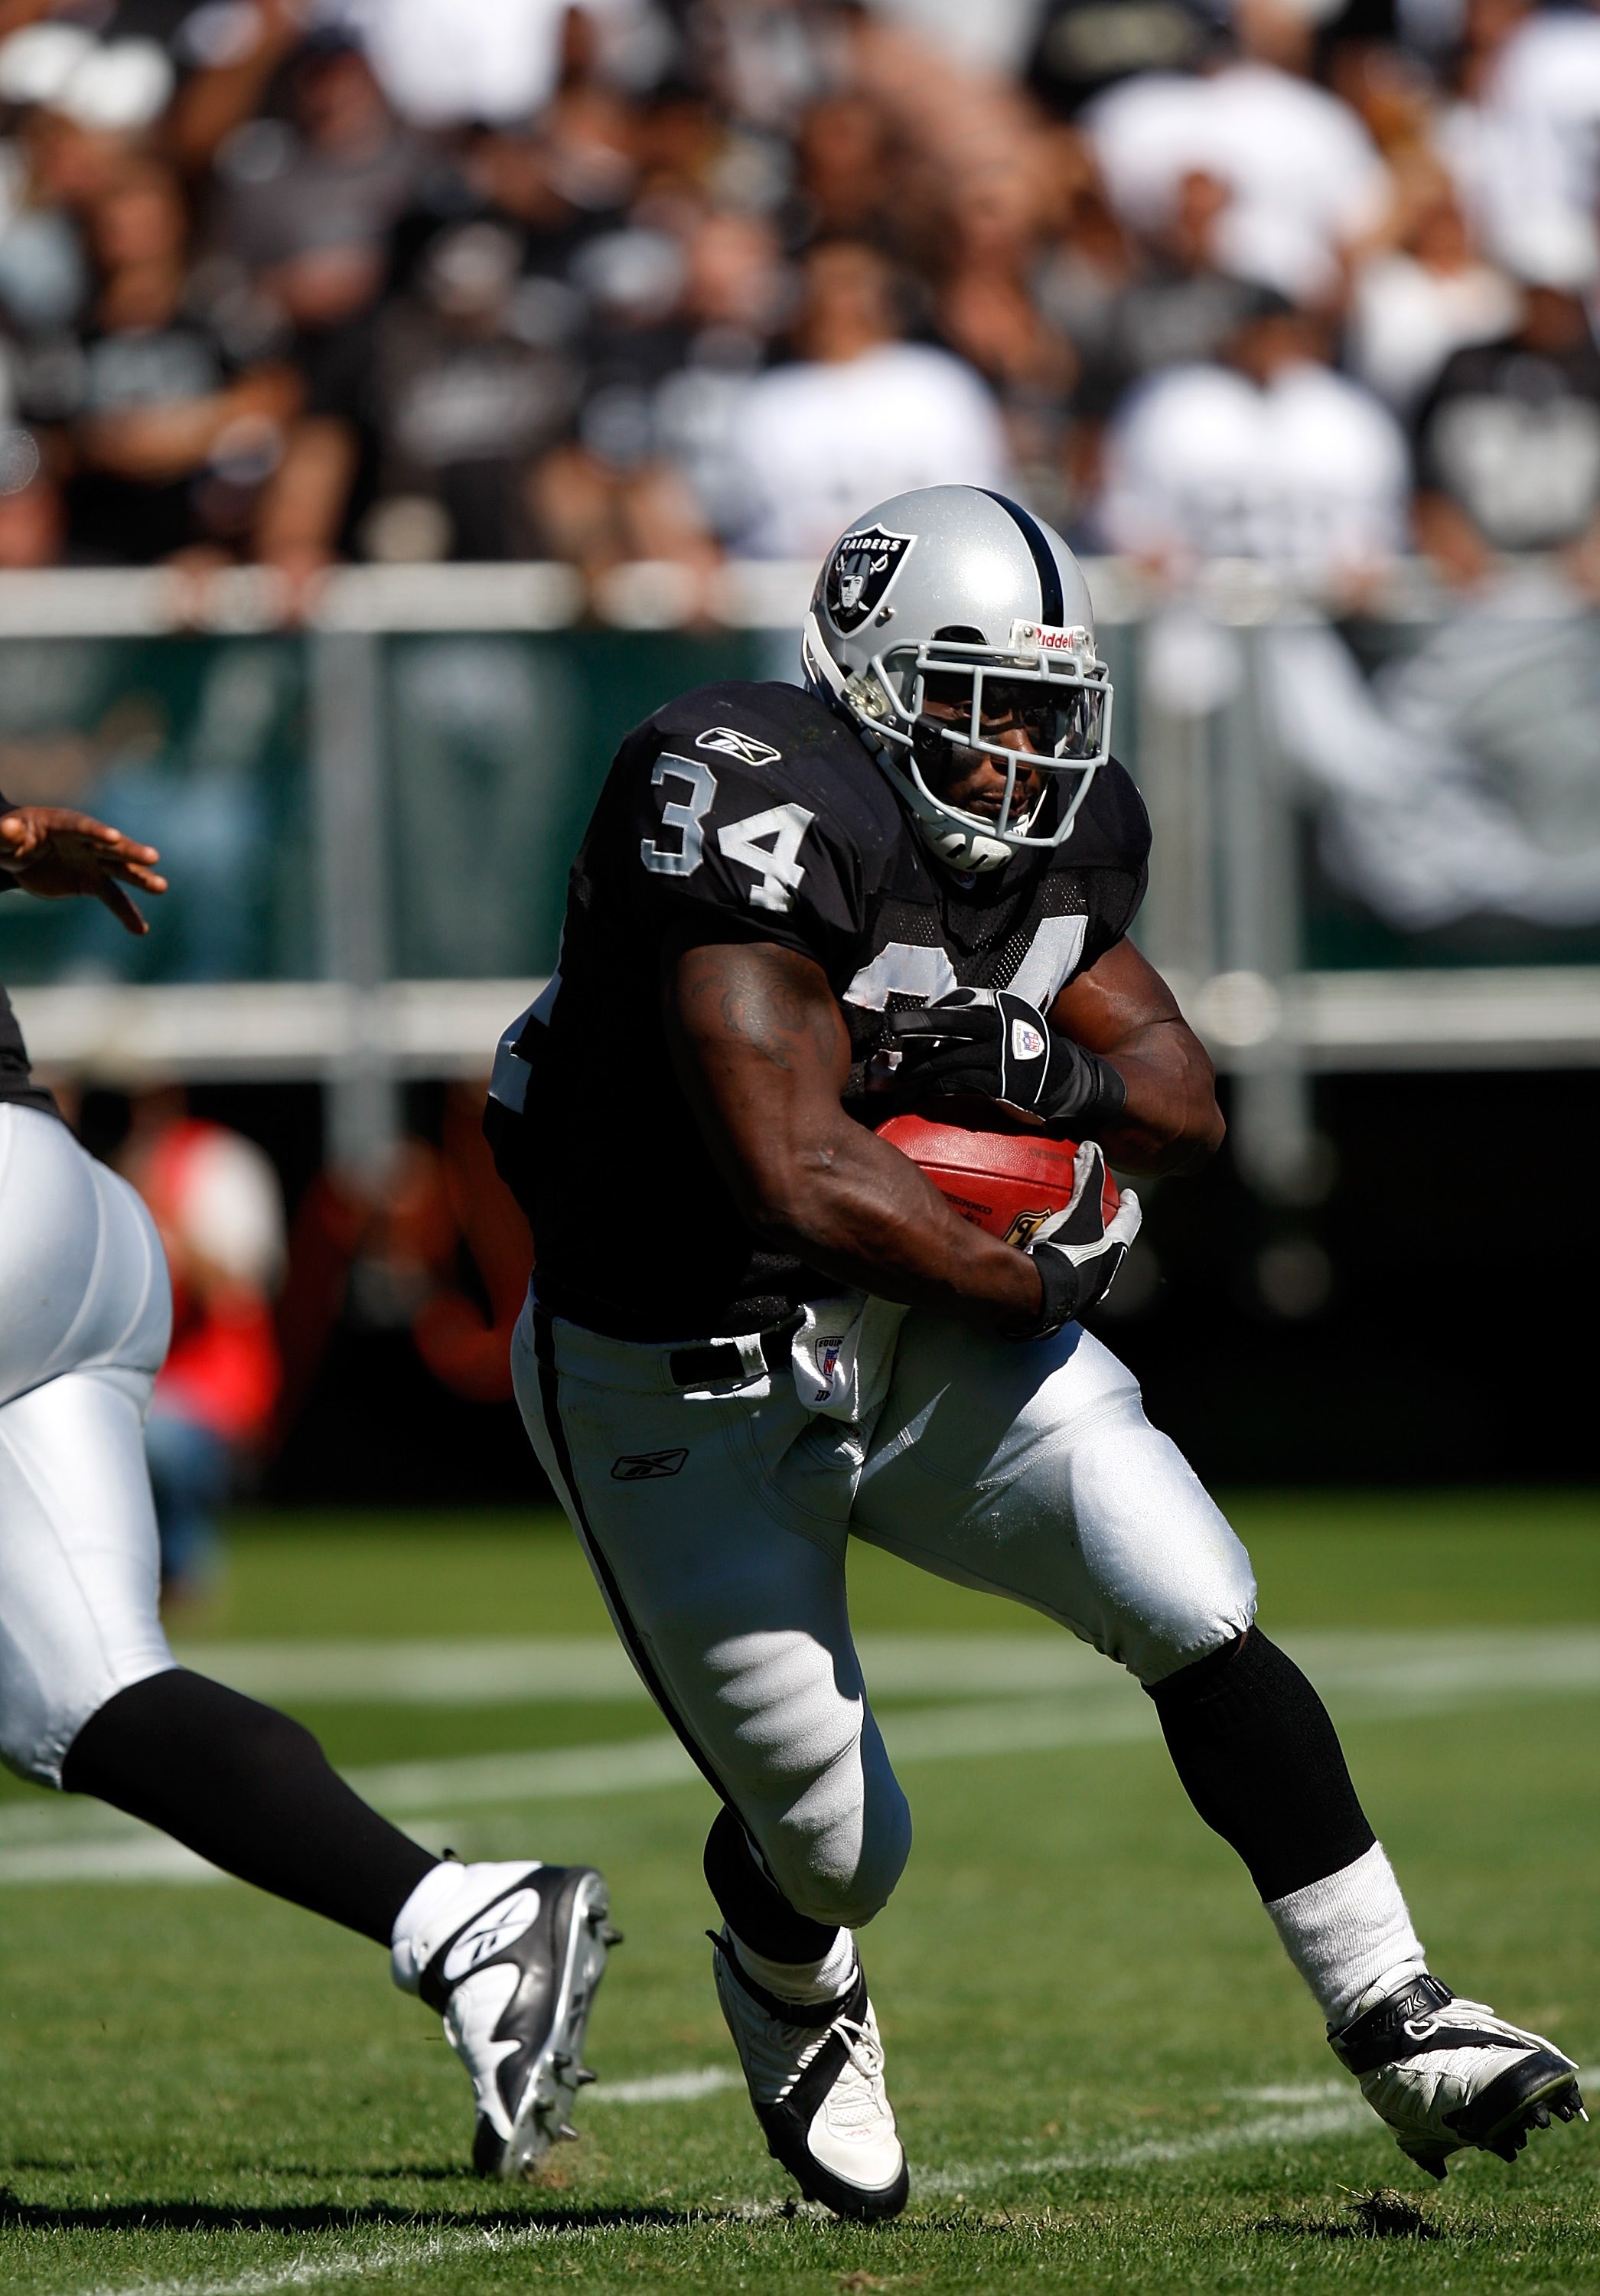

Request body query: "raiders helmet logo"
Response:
[824, 524, 914, 634]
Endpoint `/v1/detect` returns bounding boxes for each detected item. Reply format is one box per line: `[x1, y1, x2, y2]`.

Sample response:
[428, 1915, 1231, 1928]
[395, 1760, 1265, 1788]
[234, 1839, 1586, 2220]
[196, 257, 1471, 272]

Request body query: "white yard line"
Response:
[71, 2225, 570, 2296]
[588, 2066, 740, 2105]
[65, 2082, 1379, 2296]
[5, 1629, 1596, 1884]
[914, 2089, 1375, 2194]
[162, 1627, 1600, 1707]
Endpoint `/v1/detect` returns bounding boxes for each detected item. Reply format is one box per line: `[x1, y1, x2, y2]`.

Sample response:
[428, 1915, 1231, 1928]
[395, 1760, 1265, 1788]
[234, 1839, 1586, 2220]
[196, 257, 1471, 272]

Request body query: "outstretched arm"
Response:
[666, 938, 1046, 1331]
[1049, 938, 1224, 1174]
[0, 806, 167, 935]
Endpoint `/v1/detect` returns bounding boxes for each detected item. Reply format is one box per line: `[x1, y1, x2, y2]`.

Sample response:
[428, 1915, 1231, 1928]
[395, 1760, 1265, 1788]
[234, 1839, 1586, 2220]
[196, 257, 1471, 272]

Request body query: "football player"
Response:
[487, 486, 1582, 2221]
[0, 801, 615, 2178]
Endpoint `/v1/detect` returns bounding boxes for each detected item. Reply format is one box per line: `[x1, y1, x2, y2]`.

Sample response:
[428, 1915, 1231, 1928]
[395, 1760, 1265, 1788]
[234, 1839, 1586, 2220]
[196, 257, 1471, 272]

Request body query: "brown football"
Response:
[875, 1113, 1119, 1247]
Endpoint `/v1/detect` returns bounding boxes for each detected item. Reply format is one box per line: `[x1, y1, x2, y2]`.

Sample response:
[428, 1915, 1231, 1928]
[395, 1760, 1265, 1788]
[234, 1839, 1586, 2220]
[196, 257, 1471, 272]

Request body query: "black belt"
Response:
[668, 1310, 804, 1389]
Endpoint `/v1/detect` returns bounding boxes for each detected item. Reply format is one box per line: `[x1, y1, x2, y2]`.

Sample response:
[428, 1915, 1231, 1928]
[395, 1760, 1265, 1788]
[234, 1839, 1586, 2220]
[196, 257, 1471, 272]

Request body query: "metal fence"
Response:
[4, 559, 1598, 1192]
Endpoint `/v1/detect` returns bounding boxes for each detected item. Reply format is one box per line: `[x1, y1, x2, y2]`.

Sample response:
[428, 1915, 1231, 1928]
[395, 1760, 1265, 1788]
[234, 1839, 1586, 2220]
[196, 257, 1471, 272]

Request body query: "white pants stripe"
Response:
[513, 1291, 1256, 1932]
[0, 1105, 174, 1785]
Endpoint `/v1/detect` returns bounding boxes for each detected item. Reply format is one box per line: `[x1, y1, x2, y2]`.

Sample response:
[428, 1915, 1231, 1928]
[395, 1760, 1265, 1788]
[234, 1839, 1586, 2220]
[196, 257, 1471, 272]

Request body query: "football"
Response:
[875, 1112, 1120, 1247]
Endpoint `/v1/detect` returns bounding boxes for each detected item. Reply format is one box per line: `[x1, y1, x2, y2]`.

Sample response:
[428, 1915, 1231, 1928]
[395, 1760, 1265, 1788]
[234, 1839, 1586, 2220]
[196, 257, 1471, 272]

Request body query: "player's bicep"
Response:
[664, 940, 852, 1213]
[1048, 937, 1188, 1053]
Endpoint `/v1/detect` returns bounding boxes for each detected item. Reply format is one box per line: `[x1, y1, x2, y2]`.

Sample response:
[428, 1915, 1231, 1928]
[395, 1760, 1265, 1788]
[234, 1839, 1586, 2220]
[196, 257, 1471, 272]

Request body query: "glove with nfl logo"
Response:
[1004, 1140, 1142, 1340]
[884, 989, 1127, 1135]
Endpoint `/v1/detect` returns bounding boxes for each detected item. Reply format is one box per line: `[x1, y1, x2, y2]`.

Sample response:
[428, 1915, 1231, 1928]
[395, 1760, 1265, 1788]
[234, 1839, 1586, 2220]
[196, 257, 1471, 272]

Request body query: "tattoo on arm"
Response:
[679, 944, 845, 1075]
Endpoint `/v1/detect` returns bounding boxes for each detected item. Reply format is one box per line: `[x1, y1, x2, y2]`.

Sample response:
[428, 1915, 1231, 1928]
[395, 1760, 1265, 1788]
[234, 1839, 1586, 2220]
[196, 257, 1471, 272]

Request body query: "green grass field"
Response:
[0, 1494, 1595, 2295]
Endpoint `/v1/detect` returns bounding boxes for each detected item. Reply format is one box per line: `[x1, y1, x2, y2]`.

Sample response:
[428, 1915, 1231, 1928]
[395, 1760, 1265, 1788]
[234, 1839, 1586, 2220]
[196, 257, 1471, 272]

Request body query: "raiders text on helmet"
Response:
[801, 487, 1113, 873]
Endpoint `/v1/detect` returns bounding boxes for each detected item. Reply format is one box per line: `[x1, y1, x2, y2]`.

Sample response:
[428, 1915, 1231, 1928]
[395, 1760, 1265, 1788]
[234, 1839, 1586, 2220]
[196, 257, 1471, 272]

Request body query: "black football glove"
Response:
[882, 989, 1127, 1135]
[1002, 1140, 1142, 1340]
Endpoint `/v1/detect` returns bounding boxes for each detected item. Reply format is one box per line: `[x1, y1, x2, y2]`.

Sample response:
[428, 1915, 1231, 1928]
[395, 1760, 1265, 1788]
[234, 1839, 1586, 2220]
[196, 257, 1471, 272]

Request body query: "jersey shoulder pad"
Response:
[643, 680, 904, 859]
[646, 679, 837, 768]
[1056, 756, 1150, 874]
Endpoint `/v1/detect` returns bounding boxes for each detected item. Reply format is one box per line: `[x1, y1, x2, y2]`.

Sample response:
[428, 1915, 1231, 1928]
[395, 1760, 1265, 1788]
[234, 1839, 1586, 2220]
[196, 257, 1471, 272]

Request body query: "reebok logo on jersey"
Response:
[611, 1447, 689, 1481]
[1012, 1018, 1046, 1061]
[442, 1887, 542, 1984]
[696, 726, 781, 768]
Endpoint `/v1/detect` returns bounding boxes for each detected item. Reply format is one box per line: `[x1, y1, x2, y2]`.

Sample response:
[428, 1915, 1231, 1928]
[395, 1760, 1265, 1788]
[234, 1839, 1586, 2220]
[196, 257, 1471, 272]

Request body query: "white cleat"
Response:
[415, 1863, 620, 2179]
[711, 1927, 908, 2222]
[1331, 1974, 1585, 2180]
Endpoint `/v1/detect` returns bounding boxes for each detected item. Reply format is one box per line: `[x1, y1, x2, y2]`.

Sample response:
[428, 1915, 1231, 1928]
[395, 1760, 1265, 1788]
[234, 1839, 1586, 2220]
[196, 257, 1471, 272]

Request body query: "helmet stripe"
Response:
[977, 490, 1064, 628]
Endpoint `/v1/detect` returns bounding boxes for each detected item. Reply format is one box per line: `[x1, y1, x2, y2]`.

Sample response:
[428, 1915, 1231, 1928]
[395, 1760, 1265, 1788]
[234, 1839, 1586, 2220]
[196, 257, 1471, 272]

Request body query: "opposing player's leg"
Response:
[0, 1106, 614, 2178]
[514, 1299, 908, 2219]
[852, 1310, 1582, 2177]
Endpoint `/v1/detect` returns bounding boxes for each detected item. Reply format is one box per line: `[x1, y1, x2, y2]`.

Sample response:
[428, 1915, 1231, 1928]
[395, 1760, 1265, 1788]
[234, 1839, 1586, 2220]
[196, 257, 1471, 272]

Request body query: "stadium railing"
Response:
[2, 559, 1595, 1195]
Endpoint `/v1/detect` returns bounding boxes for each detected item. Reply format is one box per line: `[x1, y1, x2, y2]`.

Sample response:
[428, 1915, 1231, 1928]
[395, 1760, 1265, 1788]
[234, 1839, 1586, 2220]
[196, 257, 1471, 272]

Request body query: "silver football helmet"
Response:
[801, 485, 1113, 873]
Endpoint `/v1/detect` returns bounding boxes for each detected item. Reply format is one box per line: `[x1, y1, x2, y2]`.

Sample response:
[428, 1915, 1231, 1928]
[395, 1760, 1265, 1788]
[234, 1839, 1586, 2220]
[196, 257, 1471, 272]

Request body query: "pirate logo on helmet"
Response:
[823, 523, 914, 634]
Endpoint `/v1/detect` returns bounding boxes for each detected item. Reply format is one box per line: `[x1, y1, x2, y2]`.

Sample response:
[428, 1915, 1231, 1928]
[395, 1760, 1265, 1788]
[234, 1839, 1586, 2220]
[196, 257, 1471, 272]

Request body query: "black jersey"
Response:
[488, 680, 1149, 1342]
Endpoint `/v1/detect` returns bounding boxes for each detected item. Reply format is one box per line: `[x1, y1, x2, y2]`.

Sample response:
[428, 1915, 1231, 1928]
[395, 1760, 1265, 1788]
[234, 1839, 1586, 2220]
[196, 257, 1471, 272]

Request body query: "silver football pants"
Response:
[0, 1104, 174, 1786]
[514, 1293, 1256, 1932]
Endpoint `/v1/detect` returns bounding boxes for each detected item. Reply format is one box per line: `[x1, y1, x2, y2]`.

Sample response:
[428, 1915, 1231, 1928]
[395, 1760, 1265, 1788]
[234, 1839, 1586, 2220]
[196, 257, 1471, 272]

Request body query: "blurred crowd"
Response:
[0, 0, 1593, 606]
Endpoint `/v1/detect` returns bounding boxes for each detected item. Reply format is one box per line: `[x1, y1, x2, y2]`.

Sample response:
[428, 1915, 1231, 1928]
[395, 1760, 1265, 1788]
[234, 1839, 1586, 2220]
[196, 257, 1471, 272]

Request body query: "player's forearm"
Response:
[1097, 1020, 1224, 1173]
[738, 1118, 1046, 1329]
[670, 940, 1044, 1327]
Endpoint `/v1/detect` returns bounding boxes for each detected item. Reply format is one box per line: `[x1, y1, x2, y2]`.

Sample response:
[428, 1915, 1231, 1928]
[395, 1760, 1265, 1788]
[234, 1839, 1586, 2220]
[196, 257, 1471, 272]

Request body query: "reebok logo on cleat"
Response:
[442, 1887, 542, 1983]
[611, 1447, 688, 1480]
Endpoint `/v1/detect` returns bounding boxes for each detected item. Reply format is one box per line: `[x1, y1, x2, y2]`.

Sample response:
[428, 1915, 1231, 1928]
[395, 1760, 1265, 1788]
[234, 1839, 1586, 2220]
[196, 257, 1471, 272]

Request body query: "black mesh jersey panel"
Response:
[500, 680, 1149, 1342]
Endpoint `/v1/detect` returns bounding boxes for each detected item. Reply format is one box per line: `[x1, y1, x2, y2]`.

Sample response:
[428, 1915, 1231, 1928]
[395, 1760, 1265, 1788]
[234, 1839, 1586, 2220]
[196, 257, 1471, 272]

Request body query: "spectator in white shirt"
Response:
[1097, 289, 1411, 590]
[1347, 174, 1519, 412]
[731, 238, 1010, 561]
[1084, 0, 1390, 305]
[1442, 0, 1600, 286]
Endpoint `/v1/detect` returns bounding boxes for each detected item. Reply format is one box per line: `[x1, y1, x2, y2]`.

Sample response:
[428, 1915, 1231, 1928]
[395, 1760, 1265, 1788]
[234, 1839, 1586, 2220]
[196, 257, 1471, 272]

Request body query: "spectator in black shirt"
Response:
[321, 217, 582, 565]
[60, 159, 300, 563]
[1413, 238, 1600, 590]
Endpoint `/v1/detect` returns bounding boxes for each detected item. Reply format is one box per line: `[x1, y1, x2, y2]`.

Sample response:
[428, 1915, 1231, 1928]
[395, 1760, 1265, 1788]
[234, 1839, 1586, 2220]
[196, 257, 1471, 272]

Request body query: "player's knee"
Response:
[760, 1770, 914, 1930]
[0, 1684, 83, 1789]
[779, 1825, 911, 1929]
[1115, 1521, 1257, 1685]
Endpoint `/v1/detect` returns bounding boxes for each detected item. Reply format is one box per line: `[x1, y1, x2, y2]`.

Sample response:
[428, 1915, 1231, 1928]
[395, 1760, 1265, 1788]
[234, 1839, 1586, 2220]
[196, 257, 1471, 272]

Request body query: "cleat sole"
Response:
[477, 1870, 616, 2182]
[1460, 2067, 1585, 2159]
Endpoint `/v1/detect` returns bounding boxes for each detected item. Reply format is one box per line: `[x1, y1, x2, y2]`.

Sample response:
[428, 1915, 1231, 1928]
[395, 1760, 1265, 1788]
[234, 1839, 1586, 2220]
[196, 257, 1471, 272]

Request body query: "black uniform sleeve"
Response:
[628, 742, 867, 977]
[1074, 759, 1152, 970]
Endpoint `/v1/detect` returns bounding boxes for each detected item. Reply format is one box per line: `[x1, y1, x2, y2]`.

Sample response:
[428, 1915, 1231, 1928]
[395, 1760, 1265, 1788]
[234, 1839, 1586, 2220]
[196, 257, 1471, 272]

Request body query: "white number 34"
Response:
[641, 758, 813, 916]
[717, 802, 814, 914]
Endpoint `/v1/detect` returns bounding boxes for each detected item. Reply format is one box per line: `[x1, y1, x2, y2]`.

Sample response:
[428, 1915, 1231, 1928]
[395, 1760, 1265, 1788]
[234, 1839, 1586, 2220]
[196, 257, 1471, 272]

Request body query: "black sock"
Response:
[1146, 1629, 1375, 1902]
[62, 1669, 438, 1945]
[703, 1805, 839, 1962]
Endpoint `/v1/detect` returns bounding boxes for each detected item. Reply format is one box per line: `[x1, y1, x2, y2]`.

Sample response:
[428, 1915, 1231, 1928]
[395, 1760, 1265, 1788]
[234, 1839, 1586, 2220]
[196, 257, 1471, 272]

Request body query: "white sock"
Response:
[1266, 1841, 1428, 2028]
[390, 1858, 543, 1994]
[729, 1923, 857, 2007]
